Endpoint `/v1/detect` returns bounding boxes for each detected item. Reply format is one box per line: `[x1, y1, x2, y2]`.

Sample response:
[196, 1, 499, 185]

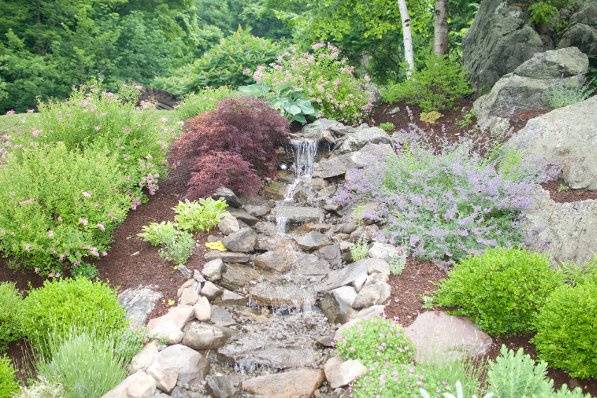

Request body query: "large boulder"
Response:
[241, 369, 325, 398]
[557, 1, 597, 57]
[463, 0, 545, 90]
[474, 47, 589, 134]
[506, 95, 597, 190]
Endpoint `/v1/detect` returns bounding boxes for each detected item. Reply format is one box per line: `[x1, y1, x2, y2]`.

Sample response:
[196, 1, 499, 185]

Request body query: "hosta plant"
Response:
[238, 83, 317, 124]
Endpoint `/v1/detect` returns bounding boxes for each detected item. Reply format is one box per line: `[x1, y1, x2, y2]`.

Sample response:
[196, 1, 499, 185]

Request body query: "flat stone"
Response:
[317, 244, 342, 268]
[405, 311, 493, 362]
[324, 261, 369, 290]
[314, 154, 355, 179]
[206, 375, 239, 398]
[130, 341, 159, 373]
[222, 227, 257, 253]
[219, 289, 246, 305]
[294, 231, 331, 250]
[254, 245, 300, 273]
[200, 281, 223, 300]
[118, 286, 163, 328]
[272, 205, 324, 226]
[212, 187, 241, 208]
[147, 305, 194, 344]
[350, 143, 395, 168]
[228, 208, 259, 226]
[204, 251, 251, 263]
[337, 126, 391, 153]
[178, 285, 199, 306]
[147, 344, 209, 393]
[202, 259, 224, 281]
[242, 368, 325, 398]
[103, 370, 156, 398]
[249, 280, 315, 308]
[210, 306, 236, 327]
[352, 280, 391, 309]
[182, 322, 230, 350]
[219, 263, 262, 291]
[193, 296, 211, 321]
[218, 212, 240, 235]
[324, 356, 368, 389]
[244, 204, 270, 217]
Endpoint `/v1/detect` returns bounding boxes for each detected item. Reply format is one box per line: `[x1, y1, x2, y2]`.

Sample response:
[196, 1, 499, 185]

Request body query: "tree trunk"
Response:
[397, 0, 415, 78]
[433, 0, 449, 55]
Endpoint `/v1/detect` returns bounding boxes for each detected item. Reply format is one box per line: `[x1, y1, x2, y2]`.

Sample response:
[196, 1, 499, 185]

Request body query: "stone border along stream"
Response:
[107, 119, 493, 398]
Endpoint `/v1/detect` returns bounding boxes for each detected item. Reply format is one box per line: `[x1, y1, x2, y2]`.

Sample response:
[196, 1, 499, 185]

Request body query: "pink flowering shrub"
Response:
[255, 43, 374, 125]
[0, 143, 131, 276]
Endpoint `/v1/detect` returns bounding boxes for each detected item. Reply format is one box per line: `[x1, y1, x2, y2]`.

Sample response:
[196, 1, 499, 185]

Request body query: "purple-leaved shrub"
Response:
[336, 142, 536, 263]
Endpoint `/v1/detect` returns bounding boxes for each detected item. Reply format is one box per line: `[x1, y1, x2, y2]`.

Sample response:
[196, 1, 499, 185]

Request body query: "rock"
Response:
[200, 281, 223, 300]
[147, 344, 209, 393]
[204, 251, 251, 263]
[295, 231, 331, 250]
[244, 204, 270, 217]
[301, 118, 345, 143]
[241, 368, 325, 398]
[320, 286, 357, 324]
[206, 375, 238, 398]
[210, 306, 236, 327]
[219, 289, 246, 305]
[335, 222, 358, 234]
[350, 143, 395, 168]
[368, 242, 405, 262]
[193, 297, 211, 321]
[147, 305, 194, 344]
[317, 244, 342, 268]
[314, 154, 356, 179]
[228, 208, 259, 226]
[337, 126, 391, 153]
[324, 261, 369, 290]
[118, 286, 163, 329]
[521, 187, 597, 264]
[103, 370, 156, 398]
[249, 280, 316, 308]
[219, 263, 262, 291]
[463, 0, 545, 89]
[405, 311, 493, 362]
[218, 213, 240, 235]
[182, 322, 230, 350]
[506, 96, 597, 190]
[193, 270, 206, 283]
[474, 47, 589, 134]
[273, 205, 324, 227]
[254, 221, 278, 236]
[324, 356, 368, 389]
[178, 285, 199, 306]
[212, 187, 241, 208]
[353, 258, 391, 276]
[352, 280, 391, 309]
[335, 307, 386, 340]
[202, 259, 224, 281]
[222, 227, 257, 253]
[130, 341, 159, 373]
[557, 1, 597, 56]
[254, 244, 300, 273]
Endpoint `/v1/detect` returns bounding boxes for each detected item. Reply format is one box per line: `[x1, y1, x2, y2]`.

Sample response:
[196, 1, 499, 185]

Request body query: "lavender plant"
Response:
[335, 142, 535, 263]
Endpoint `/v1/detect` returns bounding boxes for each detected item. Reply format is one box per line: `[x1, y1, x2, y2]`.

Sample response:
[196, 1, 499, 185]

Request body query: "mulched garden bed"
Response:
[542, 180, 597, 203]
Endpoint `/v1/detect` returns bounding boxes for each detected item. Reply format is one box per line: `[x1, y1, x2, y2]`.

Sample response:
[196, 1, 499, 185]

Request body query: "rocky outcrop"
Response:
[463, 0, 545, 90]
[118, 286, 162, 329]
[474, 47, 589, 134]
[506, 95, 597, 190]
[557, 1, 597, 57]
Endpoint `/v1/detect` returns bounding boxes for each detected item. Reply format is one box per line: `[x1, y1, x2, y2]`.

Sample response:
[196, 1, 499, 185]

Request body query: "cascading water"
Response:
[276, 138, 319, 233]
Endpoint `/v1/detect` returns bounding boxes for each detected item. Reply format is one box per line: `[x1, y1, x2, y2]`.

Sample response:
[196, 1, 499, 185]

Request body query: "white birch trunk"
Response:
[433, 0, 449, 55]
[397, 0, 415, 78]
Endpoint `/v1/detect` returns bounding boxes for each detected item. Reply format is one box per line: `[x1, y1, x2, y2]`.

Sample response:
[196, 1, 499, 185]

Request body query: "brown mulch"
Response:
[384, 257, 446, 327]
[542, 180, 597, 203]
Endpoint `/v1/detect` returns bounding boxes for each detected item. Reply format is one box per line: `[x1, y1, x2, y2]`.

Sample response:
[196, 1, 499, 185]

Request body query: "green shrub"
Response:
[33, 87, 167, 197]
[352, 364, 419, 398]
[389, 255, 406, 275]
[139, 221, 196, 266]
[545, 82, 594, 109]
[258, 44, 373, 124]
[156, 29, 279, 95]
[20, 279, 127, 352]
[417, 360, 481, 398]
[173, 199, 228, 232]
[138, 221, 179, 246]
[435, 248, 562, 335]
[336, 317, 414, 367]
[0, 143, 131, 275]
[529, 1, 559, 27]
[0, 357, 19, 398]
[176, 86, 236, 120]
[382, 54, 472, 112]
[350, 241, 369, 262]
[533, 276, 597, 379]
[0, 283, 23, 352]
[36, 331, 133, 398]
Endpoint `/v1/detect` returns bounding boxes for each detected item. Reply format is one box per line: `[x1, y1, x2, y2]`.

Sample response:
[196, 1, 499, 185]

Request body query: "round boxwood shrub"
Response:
[0, 356, 19, 398]
[20, 278, 127, 352]
[435, 248, 563, 335]
[0, 283, 23, 352]
[336, 317, 414, 367]
[533, 277, 597, 379]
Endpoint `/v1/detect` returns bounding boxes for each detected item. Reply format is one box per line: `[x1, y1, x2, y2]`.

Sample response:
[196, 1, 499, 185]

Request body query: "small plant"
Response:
[529, 1, 559, 27]
[0, 283, 22, 352]
[336, 317, 414, 367]
[35, 330, 137, 398]
[352, 364, 419, 398]
[174, 199, 228, 233]
[239, 83, 317, 125]
[420, 381, 493, 398]
[545, 82, 594, 109]
[382, 54, 472, 112]
[389, 255, 406, 276]
[0, 356, 19, 398]
[420, 111, 443, 124]
[14, 378, 65, 398]
[158, 230, 196, 266]
[176, 86, 236, 120]
[70, 263, 99, 280]
[457, 109, 476, 128]
[138, 221, 178, 246]
[20, 278, 127, 352]
[379, 122, 396, 132]
[435, 248, 563, 335]
[418, 360, 481, 398]
[350, 240, 370, 262]
[421, 295, 434, 310]
[533, 275, 597, 378]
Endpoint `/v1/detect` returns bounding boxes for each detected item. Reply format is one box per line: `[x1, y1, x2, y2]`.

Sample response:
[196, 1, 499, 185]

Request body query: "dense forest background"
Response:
[0, 0, 480, 112]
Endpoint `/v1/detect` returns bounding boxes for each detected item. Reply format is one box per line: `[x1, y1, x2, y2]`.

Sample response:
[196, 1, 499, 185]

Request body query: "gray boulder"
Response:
[557, 1, 597, 57]
[506, 95, 597, 190]
[222, 227, 257, 253]
[212, 187, 241, 208]
[474, 47, 589, 134]
[118, 286, 162, 328]
[337, 126, 391, 154]
[463, 0, 545, 90]
[314, 154, 356, 179]
[182, 322, 230, 350]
